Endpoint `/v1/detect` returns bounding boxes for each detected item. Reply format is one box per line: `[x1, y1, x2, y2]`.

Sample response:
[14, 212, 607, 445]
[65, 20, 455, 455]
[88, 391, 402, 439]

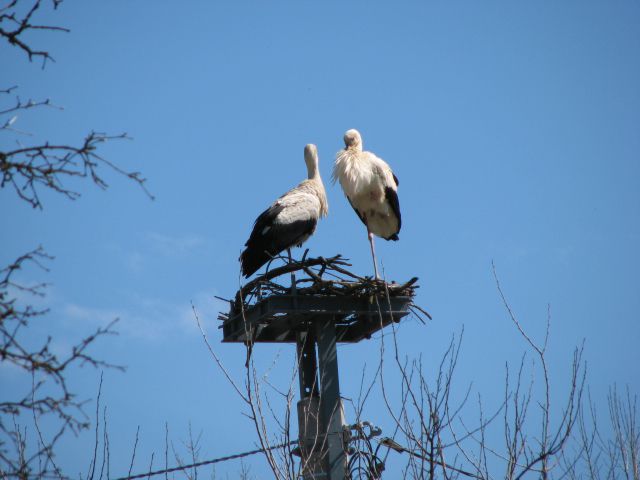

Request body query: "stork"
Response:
[240, 144, 328, 278]
[332, 129, 401, 279]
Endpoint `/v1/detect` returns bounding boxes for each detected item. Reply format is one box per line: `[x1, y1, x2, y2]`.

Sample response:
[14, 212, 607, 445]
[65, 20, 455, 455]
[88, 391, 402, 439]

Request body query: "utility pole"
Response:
[295, 321, 347, 479]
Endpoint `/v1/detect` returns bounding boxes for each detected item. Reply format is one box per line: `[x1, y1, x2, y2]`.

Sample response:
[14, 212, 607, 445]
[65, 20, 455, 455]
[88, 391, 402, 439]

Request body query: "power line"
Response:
[115, 440, 298, 480]
[379, 437, 478, 478]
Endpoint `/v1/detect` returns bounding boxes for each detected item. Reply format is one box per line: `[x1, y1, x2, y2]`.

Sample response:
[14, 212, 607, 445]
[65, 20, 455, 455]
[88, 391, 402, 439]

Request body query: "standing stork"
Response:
[332, 129, 401, 279]
[240, 144, 328, 278]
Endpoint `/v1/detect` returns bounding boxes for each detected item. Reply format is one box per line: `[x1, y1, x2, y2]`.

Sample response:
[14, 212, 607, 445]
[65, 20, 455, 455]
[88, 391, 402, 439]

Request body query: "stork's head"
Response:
[304, 144, 319, 179]
[343, 129, 362, 151]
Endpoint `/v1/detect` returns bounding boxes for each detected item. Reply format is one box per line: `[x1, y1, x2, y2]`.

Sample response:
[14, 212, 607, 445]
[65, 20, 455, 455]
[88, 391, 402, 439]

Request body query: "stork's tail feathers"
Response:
[240, 248, 272, 278]
[386, 234, 400, 241]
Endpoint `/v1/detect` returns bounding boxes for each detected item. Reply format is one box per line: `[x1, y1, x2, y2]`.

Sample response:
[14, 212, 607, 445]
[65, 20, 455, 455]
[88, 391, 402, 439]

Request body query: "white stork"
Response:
[332, 129, 401, 279]
[240, 144, 328, 278]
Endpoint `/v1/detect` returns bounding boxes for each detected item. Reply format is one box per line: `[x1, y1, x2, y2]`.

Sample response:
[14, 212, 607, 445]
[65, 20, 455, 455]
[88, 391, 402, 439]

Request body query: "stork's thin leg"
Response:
[288, 248, 297, 293]
[368, 230, 380, 280]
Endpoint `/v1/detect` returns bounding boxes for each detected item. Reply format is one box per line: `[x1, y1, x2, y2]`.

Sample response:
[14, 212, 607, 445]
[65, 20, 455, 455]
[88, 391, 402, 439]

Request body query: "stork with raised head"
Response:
[240, 144, 328, 278]
[332, 129, 401, 279]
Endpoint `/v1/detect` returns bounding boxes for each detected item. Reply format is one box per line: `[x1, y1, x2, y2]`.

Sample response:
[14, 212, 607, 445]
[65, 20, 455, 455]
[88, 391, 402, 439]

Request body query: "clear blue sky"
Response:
[2, 1, 639, 477]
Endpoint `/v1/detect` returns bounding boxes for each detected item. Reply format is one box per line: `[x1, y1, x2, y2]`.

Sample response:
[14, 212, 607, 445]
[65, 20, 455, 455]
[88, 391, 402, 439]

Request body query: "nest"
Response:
[218, 252, 431, 324]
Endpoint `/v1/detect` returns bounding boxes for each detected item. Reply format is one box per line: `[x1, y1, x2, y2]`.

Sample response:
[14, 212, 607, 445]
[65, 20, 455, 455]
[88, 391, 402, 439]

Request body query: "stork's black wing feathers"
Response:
[392, 172, 399, 186]
[248, 203, 284, 243]
[240, 203, 317, 277]
[384, 186, 401, 241]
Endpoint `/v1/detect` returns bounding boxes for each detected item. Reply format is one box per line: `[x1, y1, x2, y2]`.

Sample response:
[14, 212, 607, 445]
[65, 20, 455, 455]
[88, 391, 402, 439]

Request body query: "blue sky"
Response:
[2, 1, 640, 477]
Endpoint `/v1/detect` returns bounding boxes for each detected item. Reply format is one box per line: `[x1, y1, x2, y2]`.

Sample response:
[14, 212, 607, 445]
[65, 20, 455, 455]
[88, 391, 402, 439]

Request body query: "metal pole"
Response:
[296, 330, 323, 479]
[316, 318, 346, 480]
[296, 330, 318, 399]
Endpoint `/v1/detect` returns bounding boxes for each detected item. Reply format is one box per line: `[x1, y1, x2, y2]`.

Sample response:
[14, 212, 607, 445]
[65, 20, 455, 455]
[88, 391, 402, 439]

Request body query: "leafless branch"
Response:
[0, 0, 68, 66]
[492, 262, 586, 480]
[1, 248, 124, 478]
[1, 130, 154, 209]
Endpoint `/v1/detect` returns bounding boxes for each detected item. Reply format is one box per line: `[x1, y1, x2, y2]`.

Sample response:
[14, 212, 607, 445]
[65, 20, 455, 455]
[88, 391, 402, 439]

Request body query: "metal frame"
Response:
[222, 294, 412, 344]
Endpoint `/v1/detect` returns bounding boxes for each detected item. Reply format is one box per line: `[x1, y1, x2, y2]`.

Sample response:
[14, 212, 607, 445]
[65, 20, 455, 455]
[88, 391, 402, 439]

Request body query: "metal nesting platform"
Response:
[222, 293, 413, 343]
[218, 254, 429, 480]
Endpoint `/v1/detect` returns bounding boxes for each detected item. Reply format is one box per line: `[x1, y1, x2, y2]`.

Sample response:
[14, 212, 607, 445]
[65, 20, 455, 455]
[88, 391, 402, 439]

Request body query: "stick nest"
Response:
[218, 252, 431, 323]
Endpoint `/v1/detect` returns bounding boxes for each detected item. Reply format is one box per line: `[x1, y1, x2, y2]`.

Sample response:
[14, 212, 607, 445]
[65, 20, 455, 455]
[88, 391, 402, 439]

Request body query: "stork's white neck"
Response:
[304, 144, 321, 180]
[306, 161, 320, 180]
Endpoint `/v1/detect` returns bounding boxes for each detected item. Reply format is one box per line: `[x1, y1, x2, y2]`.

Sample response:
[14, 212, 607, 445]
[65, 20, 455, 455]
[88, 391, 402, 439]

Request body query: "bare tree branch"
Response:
[0, 247, 124, 478]
[0, 0, 68, 66]
[1, 129, 154, 209]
